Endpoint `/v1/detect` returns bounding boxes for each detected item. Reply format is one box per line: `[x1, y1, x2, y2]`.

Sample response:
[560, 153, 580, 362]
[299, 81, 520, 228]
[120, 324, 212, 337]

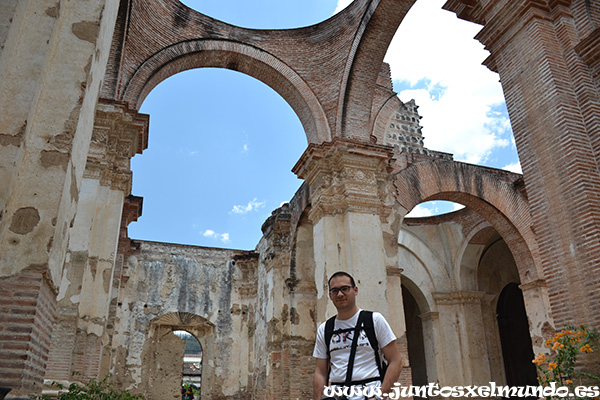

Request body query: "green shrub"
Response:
[40, 374, 144, 400]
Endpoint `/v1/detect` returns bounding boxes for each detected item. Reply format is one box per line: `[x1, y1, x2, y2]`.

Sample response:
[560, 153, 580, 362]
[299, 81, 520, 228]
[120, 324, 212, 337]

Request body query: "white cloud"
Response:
[203, 229, 215, 237]
[502, 162, 522, 174]
[384, 0, 511, 165]
[333, 0, 353, 14]
[242, 143, 249, 153]
[230, 198, 266, 214]
[405, 200, 465, 218]
[203, 229, 231, 244]
[405, 203, 434, 218]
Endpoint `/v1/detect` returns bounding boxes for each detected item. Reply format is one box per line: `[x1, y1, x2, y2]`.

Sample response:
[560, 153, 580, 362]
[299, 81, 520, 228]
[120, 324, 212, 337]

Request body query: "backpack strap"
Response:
[344, 310, 365, 385]
[360, 310, 385, 378]
[324, 315, 336, 382]
[324, 315, 336, 359]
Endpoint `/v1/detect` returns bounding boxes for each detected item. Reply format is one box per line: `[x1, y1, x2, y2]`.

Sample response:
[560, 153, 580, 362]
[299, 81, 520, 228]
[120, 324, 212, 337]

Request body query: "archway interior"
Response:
[401, 284, 427, 397]
[130, 68, 306, 249]
[174, 330, 203, 395]
[496, 284, 538, 394]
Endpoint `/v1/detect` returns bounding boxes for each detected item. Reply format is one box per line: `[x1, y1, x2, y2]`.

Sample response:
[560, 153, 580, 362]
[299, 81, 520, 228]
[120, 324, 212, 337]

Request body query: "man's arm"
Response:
[378, 340, 403, 397]
[313, 357, 329, 400]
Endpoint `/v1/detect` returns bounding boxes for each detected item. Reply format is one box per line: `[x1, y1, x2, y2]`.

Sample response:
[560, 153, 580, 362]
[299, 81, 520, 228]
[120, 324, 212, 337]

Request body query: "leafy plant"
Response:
[40, 373, 144, 400]
[533, 325, 600, 398]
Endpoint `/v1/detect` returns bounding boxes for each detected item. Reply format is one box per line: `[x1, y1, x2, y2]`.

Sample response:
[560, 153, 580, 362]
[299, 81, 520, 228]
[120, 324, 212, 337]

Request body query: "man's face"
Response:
[328, 275, 357, 311]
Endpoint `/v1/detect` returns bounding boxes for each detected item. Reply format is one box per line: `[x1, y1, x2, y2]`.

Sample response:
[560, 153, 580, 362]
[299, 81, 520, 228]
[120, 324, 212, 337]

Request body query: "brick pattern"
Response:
[44, 318, 77, 381]
[0, 269, 56, 394]
[442, 0, 600, 373]
[393, 160, 540, 284]
[99, 0, 378, 144]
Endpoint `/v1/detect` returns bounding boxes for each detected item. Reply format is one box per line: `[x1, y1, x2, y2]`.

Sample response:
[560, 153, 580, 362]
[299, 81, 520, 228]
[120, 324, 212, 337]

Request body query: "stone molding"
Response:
[386, 267, 403, 276]
[519, 278, 547, 292]
[433, 291, 485, 305]
[418, 311, 439, 321]
[292, 138, 395, 223]
[85, 101, 149, 192]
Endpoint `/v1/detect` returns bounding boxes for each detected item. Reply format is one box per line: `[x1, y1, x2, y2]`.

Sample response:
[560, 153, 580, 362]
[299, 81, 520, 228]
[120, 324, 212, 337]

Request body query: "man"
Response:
[313, 272, 403, 400]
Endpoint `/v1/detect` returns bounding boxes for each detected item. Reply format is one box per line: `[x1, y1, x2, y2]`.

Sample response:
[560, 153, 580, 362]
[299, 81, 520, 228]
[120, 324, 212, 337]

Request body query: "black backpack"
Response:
[324, 310, 387, 385]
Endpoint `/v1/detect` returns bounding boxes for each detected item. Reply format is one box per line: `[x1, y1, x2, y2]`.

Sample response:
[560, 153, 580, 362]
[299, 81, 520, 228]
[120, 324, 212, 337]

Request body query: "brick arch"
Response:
[151, 311, 214, 338]
[122, 40, 331, 144]
[338, 0, 415, 138]
[394, 160, 542, 285]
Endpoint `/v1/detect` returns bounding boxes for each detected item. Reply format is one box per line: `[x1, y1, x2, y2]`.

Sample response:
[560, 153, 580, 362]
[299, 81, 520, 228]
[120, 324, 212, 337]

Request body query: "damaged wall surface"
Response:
[1, 0, 600, 398]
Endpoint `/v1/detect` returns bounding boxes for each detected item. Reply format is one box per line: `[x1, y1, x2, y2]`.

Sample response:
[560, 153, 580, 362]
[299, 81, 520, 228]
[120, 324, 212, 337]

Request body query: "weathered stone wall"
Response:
[110, 241, 257, 399]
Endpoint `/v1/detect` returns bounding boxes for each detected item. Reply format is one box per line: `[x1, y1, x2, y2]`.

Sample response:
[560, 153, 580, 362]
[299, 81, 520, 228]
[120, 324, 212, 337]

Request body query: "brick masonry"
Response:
[0, 269, 57, 395]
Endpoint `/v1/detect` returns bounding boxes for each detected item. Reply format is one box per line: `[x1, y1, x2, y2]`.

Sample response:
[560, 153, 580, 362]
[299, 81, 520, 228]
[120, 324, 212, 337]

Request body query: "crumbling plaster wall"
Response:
[110, 241, 257, 399]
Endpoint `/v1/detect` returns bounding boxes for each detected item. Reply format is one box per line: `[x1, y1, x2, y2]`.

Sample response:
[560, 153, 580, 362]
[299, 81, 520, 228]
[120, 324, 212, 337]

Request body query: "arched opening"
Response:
[174, 330, 203, 399]
[497, 283, 538, 394]
[131, 68, 307, 249]
[401, 284, 427, 396]
[178, 0, 339, 29]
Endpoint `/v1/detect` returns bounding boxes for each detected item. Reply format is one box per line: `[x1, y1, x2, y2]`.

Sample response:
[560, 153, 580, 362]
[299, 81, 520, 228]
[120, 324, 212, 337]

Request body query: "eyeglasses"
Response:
[329, 285, 354, 296]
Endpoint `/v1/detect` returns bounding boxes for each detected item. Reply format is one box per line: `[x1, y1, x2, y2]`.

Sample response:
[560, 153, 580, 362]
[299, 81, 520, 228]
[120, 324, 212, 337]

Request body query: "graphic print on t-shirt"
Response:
[330, 328, 370, 353]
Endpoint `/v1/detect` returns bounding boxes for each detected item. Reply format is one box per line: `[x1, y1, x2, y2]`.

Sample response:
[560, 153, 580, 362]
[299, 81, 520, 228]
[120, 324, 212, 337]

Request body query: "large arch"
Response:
[122, 40, 331, 144]
[394, 160, 542, 287]
[337, 0, 415, 138]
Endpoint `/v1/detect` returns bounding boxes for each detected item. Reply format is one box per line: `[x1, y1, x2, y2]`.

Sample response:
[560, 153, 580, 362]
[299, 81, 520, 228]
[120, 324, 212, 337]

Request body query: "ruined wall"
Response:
[110, 242, 257, 400]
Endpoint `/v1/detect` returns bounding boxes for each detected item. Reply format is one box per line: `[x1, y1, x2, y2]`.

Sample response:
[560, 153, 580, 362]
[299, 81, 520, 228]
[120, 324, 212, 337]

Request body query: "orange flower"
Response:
[565, 380, 573, 385]
[549, 362, 557, 370]
[580, 344, 593, 353]
[533, 353, 547, 366]
[552, 342, 565, 351]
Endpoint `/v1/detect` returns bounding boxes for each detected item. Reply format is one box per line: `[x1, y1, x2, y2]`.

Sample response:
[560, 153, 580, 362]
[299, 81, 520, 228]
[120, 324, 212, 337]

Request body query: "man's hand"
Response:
[379, 340, 403, 397]
[313, 358, 329, 400]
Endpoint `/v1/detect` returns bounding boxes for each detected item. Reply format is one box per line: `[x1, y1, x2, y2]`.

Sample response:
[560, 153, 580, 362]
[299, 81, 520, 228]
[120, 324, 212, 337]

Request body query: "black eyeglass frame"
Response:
[328, 285, 354, 296]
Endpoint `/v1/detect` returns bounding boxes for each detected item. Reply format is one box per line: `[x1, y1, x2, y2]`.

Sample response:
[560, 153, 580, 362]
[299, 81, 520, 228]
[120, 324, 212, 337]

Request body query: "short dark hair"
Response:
[328, 271, 356, 288]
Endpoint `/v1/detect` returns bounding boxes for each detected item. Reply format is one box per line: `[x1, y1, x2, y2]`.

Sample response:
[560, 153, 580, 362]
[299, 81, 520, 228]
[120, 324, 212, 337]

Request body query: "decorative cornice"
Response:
[433, 291, 485, 305]
[85, 100, 149, 192]
[292, 138, 395, 222]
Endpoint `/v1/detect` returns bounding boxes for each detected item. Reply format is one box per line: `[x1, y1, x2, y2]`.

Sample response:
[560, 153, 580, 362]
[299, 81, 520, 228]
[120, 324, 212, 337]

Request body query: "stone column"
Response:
[293, 138, 397, 321]
[433, 291, 491, 386]
[443, 0, 600, 330]
[519, 279, 555, 356]
[45, 102, 148, 383]
[386, 268, 412, 387]
[419, 311, 441, 384]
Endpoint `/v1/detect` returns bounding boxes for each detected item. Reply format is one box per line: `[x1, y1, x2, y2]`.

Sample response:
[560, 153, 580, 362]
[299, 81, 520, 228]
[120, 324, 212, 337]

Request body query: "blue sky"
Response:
[129, 0, 521, 250]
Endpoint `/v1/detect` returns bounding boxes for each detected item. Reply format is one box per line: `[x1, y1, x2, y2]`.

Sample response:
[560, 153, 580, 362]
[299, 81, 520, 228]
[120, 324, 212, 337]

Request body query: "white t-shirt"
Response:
[313, 310, 396, 383]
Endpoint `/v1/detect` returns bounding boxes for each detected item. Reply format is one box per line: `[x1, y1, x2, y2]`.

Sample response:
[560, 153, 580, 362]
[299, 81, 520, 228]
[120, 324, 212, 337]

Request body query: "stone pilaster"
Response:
[433, 291, 491, 386]
[293, 138, 397, 320]
[45, 101, 148, 384]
